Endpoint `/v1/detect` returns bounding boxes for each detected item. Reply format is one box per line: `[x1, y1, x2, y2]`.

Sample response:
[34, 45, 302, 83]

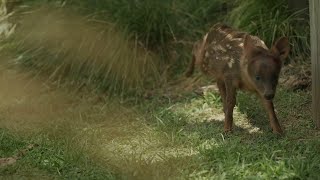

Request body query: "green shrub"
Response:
[64, 0, 310, 63]
[64, 0, 226, 58]
[227, 0, 310, 61]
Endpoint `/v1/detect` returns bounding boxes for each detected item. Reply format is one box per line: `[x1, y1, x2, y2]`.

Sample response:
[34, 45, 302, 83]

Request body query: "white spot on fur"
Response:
[217, 28, 225, 34]
[226, 34, 233, 40]
[222, 56, 229, 61]
[228, 58, 235, 68]
[214, 45, 227, 52]
[211, 41, 217, 45]
[239, 43, 244, 47]
[205, 51, 209, 58]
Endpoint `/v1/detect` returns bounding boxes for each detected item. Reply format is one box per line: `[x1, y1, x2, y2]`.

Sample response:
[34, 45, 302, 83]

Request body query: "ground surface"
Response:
[0, 55, 319, 179]
[0, 56, 198, 179]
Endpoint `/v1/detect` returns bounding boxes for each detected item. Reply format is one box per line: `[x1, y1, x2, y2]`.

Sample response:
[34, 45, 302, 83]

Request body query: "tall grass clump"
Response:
[7, 0, 228, 97]
[11, 6, 160, 97]
[227, 0, 310, 61]
[64, 0, 227, 61]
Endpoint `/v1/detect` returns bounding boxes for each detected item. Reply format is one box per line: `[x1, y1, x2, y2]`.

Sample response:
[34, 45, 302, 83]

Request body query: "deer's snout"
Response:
[264, 92, 275, 100]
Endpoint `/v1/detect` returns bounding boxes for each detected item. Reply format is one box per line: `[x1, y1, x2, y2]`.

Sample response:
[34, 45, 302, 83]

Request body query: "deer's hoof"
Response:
[223, 128, 233, 133]
[272, 128, 284, 136]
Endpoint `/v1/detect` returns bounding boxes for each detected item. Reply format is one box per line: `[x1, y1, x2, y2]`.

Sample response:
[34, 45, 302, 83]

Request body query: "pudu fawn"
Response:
[186, 23, 290, 135]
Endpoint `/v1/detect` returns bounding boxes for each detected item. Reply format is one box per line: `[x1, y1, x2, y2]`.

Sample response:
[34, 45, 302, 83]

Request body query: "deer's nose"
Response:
[264, 93, 275, 100]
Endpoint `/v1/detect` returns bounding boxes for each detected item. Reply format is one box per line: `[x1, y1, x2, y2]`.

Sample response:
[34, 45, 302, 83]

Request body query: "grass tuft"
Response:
[9, 5, 161, 97]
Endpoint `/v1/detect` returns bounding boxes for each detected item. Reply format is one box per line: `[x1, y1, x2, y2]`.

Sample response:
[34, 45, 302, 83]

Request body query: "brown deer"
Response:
[186, 23, 290, 135]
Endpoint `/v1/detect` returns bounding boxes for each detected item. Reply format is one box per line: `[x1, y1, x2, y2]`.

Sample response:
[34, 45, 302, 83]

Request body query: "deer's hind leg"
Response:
[217, 79, 226, 114]
[223, 78, 237, 132]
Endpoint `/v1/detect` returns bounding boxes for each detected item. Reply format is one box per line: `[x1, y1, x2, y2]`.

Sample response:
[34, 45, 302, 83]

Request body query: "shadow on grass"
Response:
[149, 94, 265, 146]
[148, 89, 319, 179]
[236, 92, 271, 131]
[129, 111, 320, 179]
[149, 85, 317, 149]
[194, 135, 320, 179]
[181, 119, 255, 141]
[236, 88, 315, 137]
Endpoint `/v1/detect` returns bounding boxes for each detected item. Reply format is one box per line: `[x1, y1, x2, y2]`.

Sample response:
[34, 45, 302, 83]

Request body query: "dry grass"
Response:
[9, 5, 160, 96]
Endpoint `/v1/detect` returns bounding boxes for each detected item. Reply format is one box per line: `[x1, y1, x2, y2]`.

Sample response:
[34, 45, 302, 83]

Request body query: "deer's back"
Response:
[201, 23, 268, 84]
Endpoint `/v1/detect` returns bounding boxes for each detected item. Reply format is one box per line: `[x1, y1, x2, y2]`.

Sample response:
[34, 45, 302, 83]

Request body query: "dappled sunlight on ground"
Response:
[0, 58, 198, 179]
[171, 91, 263, 135]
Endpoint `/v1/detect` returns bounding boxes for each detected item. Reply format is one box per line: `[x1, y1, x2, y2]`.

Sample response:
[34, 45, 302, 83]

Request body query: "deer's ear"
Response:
[271, 37, 290, 62]
[243, 35, 254, 56]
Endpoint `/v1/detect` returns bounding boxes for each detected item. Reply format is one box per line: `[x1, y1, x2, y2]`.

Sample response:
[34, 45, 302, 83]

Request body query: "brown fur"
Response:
[186, 23, 290, 135]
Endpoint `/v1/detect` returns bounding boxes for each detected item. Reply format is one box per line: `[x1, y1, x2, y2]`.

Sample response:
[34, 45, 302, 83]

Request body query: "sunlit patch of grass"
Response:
[8, 5, 160, 97]
[150, 90, 263, 143]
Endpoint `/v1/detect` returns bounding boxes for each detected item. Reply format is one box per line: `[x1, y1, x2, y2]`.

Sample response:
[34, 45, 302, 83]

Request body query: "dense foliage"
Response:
[14, 0, 310, 96]
[62, 0, 309, 61]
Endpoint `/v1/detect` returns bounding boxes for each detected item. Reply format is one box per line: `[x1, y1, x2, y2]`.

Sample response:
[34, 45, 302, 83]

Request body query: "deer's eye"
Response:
[255, 76, 261, 81]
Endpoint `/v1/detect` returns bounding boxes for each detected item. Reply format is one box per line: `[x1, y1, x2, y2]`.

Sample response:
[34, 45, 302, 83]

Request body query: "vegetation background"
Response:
[6, 0, 311, 96]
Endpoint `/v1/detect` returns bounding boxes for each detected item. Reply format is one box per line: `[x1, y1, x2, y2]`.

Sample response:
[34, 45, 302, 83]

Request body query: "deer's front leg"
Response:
[217, 80, 226, 114]
[261, 99, 283, 135]
[224, 80, 236, 132]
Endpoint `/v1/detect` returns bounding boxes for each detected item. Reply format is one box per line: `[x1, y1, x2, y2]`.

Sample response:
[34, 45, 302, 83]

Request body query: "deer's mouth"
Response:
[264, 93, 275, 100]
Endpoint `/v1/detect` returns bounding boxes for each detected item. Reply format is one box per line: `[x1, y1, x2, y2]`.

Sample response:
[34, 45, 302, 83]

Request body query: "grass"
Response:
[8, 4, 161, 97]
[0, 129, 118, 179]
[139, 85, 320, 179]
[1, 74, 319, 179]
[197, 137, 320, 179]
[58, 0, 310, 64]
[56, 0, 227, 75]
[64, 0, 226, 47]
[2, 48, 318, 179]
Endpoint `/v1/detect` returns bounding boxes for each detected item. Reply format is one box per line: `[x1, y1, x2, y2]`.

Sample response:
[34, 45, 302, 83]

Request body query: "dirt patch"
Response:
[0, 144, 37, 167]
